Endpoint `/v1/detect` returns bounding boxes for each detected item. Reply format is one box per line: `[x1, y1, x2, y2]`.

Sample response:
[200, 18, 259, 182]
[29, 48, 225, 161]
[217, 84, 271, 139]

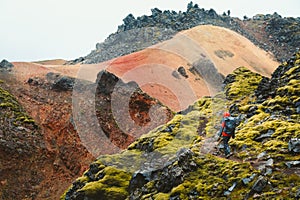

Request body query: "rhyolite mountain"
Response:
[68, 1, 300, 65]
[0, 2, 299, 200]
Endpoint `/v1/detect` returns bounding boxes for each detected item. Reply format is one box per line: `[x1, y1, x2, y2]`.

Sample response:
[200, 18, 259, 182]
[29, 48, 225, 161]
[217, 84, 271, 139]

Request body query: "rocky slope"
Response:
[1, 2, 299, 199]
[0, 67, 94, 199]
[0, 75, 44, 199]
[0, 59, 173, 199]
[72, 70, 174, 156]
[62, 52, 300, 199]
[68, 2, 299, 64]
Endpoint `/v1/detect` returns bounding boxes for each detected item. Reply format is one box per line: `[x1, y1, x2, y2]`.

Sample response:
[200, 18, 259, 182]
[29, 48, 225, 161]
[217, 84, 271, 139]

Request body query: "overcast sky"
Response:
[1, 0, 299, 62]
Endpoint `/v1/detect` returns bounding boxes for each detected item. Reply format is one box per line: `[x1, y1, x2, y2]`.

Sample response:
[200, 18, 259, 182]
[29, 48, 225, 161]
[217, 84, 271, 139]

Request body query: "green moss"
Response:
[0, 102, 18, 109]
[263, 140, 287, 151]
[271, 121, 300, 139]
[283, 65, 300, 76]
[127, 100, 211, 156]
[168, 153, 257, 199]
[80, 182, 128, 199]
[263, 96, 289, 107]
[277, 79, 300, 96]
[60, 175, 91, 199]
[15, 116, 35, 123]
[238, 104, 252, 113]
[153, 193, 170, 200]
[77, 166, 131, 200]
[76, 176, 90, 183]
[266, 172, 300, 198]
[231, 114, 300, 161]
[101, 166, 131, 187]
[0, 87, 36, 125]
[225, 67, 263, 100]
[96, 149, 144, 173]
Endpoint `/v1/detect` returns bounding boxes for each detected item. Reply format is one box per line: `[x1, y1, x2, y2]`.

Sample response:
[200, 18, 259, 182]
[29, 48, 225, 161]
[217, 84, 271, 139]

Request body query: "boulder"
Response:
[52, 76, 75, 91]
[123, 14, 135, 25]
[251, 175, 268, 193]
[0, 59, 14, 70]
[151, 8, 162, 16]
[242, 174, 256, 185]
[46, 72, 75, 91]
[285, 161, 300, 168]
[296, 188, 300, 198]
[255, 77, 271, 102]
[129, 170, 152, 192]
[177, 66, 188, 78]
[295, 101, 300, 114]
[288, 138, 300, 153]
[224, 181, 237, 196]
[27, 77, 43, 86]
[254, 129, 274, 142]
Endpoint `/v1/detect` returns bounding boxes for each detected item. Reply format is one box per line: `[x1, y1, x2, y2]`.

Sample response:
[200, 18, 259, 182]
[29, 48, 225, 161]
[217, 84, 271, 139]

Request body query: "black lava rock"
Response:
[0, 59, 14, 70]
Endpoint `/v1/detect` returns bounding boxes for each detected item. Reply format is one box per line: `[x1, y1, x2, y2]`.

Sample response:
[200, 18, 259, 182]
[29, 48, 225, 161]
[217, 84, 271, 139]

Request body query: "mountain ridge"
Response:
[68, 1, 299, 65]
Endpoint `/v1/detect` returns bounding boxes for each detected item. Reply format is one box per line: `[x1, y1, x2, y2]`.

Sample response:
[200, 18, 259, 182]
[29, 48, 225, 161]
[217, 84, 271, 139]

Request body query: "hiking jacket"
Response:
[219, 118, 235, 137]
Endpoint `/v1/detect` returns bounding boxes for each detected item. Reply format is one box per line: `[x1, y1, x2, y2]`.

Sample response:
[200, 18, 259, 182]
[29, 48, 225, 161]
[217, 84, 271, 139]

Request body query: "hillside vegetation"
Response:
[61, 52, 300, 199]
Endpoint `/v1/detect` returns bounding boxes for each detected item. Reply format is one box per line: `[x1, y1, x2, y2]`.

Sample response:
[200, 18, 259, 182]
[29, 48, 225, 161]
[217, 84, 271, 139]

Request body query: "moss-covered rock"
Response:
[62, 52, 300, 200]
[62, 165, 131, 200]
[224, 67, 263, 100]
[0, 86, 35, 125]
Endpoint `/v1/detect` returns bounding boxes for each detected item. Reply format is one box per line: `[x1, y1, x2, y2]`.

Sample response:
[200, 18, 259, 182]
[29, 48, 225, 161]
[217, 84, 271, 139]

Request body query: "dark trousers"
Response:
[222, 136, 231, 155]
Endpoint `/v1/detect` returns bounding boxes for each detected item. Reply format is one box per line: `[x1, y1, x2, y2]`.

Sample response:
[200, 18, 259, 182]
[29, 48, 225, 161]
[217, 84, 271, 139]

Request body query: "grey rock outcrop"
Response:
[46, 72, 75, 91]
[288, 138, 300, 153]
[68, 1, 300, 65]
[0, 59, 14, 71]
[67, 2, 252, 65]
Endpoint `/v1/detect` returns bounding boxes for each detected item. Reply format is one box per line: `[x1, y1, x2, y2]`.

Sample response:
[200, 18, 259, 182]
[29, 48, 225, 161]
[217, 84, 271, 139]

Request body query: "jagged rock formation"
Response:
[0, 59, 14, 71]
[61, 52, 300, 199]
[75, 27, 177, 65]
[94, 70, 174, 150]
[68, 2, 299, 64]
[255, 51, 300, 111]
[240, 13, 300, 62]
[46, 72, 76, 91]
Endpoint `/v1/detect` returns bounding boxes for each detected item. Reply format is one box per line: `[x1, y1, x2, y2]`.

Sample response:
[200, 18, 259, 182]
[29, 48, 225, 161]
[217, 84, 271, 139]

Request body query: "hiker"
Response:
[218, 111, 238, 157]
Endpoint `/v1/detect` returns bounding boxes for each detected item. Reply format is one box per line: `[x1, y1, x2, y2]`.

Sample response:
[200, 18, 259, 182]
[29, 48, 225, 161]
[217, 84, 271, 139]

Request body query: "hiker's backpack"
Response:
[223, 116, 237, 135]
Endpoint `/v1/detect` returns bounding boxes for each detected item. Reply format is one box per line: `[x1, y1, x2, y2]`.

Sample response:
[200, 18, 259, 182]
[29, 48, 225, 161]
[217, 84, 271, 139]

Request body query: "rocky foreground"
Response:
[61, 52, 300, 199]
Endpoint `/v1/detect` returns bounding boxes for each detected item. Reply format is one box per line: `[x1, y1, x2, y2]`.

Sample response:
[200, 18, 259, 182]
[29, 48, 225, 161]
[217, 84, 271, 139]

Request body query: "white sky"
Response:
[1, 0, 299, 62]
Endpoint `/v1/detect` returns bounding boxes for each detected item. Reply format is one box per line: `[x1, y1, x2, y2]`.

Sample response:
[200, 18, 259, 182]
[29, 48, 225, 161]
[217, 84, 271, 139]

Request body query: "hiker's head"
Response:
[223, 112, 230, 117]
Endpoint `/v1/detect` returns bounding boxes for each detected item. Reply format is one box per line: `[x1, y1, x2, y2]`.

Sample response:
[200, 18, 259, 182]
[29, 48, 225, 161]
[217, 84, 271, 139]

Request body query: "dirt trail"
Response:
[200, 135, 261, 169]
[200, 136, 219, 154]
[200, 134, 300, 178]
